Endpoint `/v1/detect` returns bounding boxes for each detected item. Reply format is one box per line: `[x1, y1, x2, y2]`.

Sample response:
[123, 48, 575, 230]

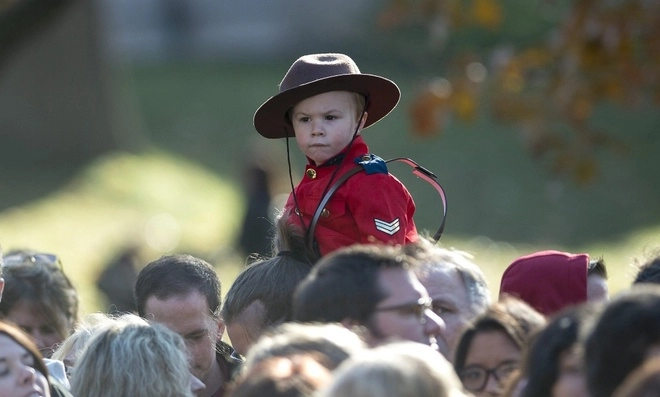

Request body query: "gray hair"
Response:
[318, 341, 468, 397]
[71, 315, 195, 397]
[405, 238, 491, 317]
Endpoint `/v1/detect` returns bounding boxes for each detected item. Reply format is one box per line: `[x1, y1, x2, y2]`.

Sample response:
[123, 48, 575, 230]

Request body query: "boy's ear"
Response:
[358, 111, 368, 130]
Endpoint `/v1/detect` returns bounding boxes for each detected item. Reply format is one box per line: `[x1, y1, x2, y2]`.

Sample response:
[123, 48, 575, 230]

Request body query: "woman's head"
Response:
[521, 303, 602, 397]
[71, 317, 198, 397]
[318, 341, 467, 397]
[454, 298, 544, 397]
[0, 320, 51, 397]
[0, 250, 79, 357]
[585, 284, 660, 397]
[227, 353, 333, 397]
[51, 312, 146, 380]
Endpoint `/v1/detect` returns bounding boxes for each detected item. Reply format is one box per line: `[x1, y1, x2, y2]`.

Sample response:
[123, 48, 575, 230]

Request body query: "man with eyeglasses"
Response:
[293, 243, 445, 350]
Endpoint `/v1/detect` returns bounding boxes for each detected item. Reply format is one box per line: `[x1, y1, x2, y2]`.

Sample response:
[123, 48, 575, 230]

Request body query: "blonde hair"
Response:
[352, 92, 366, 121]
[71, 316, 194, 397]
[51, 312, 145, 366]
[318, 341, 468, 397]
[287, 91, 367, 125]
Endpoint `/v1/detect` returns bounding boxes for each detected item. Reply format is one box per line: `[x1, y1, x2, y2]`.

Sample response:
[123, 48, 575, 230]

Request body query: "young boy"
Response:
[254, 53, 418, 258]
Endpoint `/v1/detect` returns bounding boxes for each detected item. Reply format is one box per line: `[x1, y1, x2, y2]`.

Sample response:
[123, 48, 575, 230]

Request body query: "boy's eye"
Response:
[325, 115, 337, 120]
[298, 116, 310, 122]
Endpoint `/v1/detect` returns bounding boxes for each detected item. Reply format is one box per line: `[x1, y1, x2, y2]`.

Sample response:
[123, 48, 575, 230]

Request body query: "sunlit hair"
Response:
[244, 322, 366, 373]
[51, 312, 146, 369]
[70, 316, 195, 397]
[318, 341, 468, 397]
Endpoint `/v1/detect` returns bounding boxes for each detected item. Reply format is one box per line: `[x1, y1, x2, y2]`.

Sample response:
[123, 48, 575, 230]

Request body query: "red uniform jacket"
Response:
[284, 136, 418, 257]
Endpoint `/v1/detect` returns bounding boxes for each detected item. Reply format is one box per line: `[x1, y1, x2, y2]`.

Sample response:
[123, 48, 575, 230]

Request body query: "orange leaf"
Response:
[472, 0, 502, 30]
[409, 92, 443, 137]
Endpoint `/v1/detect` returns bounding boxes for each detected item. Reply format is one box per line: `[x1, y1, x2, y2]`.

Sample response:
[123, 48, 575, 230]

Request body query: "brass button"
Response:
[367, 235, 377, 242]
[362, 155, 371, 161]
[294, 208, 300, 215]
[306, 169, 317, 179]
[321, 208, 330, 218]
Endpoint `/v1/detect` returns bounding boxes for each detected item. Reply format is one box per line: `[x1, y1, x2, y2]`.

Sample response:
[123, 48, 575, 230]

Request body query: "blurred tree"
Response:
[0, 0, 73, 65]
[379, 0, 658, 184]
[0, 0, 140, 171]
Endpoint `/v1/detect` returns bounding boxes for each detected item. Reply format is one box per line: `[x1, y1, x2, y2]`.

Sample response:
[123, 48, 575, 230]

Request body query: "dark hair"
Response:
[585, 284, 660, 397]
[221, 254, 313, 327]
[0, 319, 50, 379]
[588, 257, 608, 279]
[293, 244, 412, 325]
[521, 303, 602, 397]
[0, 249, 79, 341]
[632, 248, 660, 285]
[453, 296, 544, 373]
[612, 356, 660, 397]
[135, 254, 222, 318]
[223, 218, 315, 327]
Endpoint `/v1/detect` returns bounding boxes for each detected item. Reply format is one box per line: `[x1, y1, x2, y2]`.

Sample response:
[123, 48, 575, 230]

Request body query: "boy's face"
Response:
[291, 91, 366, 165]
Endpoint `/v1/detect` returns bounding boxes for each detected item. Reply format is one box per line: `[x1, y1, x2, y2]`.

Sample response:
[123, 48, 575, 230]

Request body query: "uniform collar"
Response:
[307, 135, 368, 168]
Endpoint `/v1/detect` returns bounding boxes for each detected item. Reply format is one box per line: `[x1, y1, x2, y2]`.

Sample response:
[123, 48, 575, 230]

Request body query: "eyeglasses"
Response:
[374, 297, 433, 324]
[2, 252, 62, 270]
[458, 360, 519, 392]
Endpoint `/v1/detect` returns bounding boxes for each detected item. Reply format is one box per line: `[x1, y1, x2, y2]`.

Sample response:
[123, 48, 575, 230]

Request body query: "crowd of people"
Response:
[1, 234, 660, 397]
[2, 52, 660, 397]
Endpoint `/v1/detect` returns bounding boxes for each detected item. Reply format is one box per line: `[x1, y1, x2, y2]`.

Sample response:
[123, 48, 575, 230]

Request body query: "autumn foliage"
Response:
[379, 0, 659, 184]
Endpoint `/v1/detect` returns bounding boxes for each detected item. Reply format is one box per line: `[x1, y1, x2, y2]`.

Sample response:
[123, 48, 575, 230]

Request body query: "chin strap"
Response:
[307, 157, 448, 253]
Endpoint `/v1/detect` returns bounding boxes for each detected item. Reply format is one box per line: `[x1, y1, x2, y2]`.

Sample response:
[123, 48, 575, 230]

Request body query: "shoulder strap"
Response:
[306, 157, 448, 253]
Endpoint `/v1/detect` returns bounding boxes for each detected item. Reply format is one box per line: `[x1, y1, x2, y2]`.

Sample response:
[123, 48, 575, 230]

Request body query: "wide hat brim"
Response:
[254, 71, 400, 139]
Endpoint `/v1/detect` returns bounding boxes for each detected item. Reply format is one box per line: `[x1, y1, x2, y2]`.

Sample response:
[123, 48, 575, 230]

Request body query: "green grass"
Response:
[0, 151, 245, 314]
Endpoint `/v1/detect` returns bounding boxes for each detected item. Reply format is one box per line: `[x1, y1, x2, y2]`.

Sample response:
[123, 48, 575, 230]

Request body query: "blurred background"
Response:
[1, 0, 659, 314]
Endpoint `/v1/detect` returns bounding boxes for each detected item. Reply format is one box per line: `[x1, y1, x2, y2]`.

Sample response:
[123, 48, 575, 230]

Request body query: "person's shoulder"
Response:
[49, 377, 74, 397]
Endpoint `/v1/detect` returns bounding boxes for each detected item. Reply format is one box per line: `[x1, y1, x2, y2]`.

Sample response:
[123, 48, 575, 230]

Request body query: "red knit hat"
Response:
[499, 250, 589, 316]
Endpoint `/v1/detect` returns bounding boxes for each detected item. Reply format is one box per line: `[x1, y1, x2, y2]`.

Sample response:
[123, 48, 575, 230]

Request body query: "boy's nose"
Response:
[311, 121, 324, 136]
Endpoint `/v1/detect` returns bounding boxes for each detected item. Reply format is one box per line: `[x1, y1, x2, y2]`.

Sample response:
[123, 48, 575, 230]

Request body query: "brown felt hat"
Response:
[254, 53, 401, 139]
